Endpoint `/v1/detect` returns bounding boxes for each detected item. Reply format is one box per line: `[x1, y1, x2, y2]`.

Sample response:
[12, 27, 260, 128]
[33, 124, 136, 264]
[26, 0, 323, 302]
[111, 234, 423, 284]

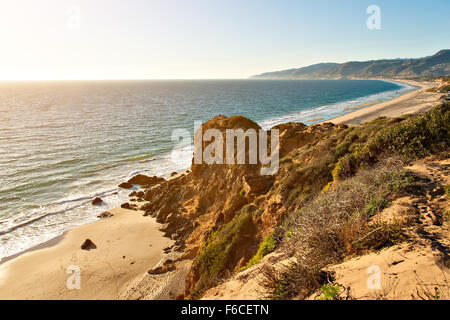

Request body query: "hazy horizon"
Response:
[0, 49, 446, 82]
[0, 0, 449, 80]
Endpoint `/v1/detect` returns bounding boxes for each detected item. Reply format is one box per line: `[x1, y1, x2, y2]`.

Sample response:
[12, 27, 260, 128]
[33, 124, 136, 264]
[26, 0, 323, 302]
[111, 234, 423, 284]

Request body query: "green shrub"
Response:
[332, 145, 372, 181]
[266, 161, 412, 299]
[321, 181, 333, 193]
[445, 185, 450, 198]
[287, 185, 311, 205]
[282, 154, 335, 204]
[332, 104, 449, 182]
[315, 284, 342, 300]
[332, 153, 358, 181]
[367, 103, 450, 160]
[239, 234, 277, 272]
[285, 228, 294, 240]
[335, 140, 351, 158]
[353, 221, 407, 253]
[364, 196, 390, 217]
[193, 205, 255, 297]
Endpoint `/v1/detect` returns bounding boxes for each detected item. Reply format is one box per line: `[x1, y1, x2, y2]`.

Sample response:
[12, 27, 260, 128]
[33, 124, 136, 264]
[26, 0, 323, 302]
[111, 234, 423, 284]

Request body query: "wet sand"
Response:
[328, 79, 442, 125]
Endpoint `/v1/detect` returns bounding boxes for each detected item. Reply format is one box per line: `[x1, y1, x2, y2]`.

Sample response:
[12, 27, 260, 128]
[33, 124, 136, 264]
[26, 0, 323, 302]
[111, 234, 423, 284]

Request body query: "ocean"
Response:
[0, 79, 414, 260]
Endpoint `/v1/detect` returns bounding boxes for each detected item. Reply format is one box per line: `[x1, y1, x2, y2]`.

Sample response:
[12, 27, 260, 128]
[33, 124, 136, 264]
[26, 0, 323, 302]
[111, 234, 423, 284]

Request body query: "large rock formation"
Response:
[136, 114, 344, 298]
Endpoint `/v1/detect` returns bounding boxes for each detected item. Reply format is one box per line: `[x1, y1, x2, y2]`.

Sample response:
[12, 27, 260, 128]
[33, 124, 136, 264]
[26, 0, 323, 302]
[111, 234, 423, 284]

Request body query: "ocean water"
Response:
[0, 79, 414, 260]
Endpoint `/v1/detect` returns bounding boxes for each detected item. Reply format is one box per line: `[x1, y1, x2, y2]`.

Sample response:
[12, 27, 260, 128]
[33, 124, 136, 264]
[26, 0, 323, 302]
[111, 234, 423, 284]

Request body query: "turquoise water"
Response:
[0, 79, 413, 259]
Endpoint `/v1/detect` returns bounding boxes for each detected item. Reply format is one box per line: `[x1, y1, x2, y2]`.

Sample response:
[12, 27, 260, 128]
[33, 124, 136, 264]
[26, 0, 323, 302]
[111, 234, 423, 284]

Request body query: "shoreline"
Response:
[258, 78, 420, 128]
[0, 231, 66, 265]
[0, 78, 443, 299]
[0, 207, 173, 299]
[325, 79, 441, 125]
[0, 78, 425, 264]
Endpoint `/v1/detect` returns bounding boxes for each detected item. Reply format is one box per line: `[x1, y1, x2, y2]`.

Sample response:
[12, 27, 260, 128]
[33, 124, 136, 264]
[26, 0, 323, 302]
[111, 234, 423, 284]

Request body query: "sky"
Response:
[0, 0, 448, 80]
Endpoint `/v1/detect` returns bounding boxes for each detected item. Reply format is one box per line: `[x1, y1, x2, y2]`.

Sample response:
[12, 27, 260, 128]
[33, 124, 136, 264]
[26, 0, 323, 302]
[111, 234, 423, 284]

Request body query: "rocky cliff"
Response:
[125, 102, 449, 300]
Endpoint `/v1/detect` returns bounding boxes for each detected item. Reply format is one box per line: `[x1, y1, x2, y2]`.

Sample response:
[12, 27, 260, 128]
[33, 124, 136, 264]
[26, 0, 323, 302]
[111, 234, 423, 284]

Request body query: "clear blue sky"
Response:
[0, 0, 448, 80]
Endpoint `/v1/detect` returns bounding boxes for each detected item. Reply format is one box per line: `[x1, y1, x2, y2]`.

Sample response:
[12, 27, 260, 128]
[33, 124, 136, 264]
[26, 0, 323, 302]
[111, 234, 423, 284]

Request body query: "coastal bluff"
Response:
[127, 102, 449, 300]
[1, 100, 448, 300]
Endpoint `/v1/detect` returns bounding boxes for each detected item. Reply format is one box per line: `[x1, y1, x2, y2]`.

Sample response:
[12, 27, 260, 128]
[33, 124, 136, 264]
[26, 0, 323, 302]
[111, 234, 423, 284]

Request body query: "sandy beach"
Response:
[0, 79, 445, 300]
[0, 207, 173, 299]
[328, 79, 443, 125]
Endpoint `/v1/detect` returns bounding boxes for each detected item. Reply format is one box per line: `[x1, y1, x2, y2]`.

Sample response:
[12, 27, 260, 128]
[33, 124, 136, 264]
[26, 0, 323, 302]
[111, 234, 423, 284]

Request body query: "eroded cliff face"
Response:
[128, 103, 450, 300]
[138, 114, 345, 298]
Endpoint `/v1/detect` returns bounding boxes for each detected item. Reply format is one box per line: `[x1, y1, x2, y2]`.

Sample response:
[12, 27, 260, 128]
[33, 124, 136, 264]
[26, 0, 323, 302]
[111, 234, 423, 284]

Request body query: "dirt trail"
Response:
[407, 158, 450, 266]
[202, 157, 450, 300]
[321, 157, 450, 300]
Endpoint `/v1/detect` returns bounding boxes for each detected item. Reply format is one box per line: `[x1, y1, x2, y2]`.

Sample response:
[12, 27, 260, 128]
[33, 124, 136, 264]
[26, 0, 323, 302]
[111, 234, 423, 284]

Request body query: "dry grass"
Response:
[262, 158, 414, 299]
[414, 270, 450, 300]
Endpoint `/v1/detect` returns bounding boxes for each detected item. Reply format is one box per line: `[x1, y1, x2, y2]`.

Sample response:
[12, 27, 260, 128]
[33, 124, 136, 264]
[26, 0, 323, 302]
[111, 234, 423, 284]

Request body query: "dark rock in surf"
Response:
[118, 182, 133, 189]
[127, 174, 165, 186]
[92, 197, 103, 205]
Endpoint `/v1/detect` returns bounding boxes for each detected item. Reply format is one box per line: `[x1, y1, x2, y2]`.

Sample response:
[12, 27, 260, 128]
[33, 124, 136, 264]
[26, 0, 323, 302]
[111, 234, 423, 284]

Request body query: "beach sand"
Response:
[0, 207, 173, 299]
[328, 79, 442, 125]
[0, 79, 444, 300]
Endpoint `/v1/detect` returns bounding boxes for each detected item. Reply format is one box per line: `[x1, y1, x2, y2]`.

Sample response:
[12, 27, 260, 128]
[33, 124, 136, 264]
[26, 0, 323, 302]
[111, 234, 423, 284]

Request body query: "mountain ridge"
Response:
[253, 50, 450, 79]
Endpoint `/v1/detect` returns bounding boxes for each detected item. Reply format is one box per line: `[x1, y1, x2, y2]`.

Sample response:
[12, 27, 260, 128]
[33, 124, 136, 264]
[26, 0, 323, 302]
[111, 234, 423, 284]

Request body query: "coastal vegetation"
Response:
[258, 103, 449, 299]
[238, 234, 277, 273]
[192, 204, 258, 298]
[133, 102, 448, 300]
[195, 103, 448, 299]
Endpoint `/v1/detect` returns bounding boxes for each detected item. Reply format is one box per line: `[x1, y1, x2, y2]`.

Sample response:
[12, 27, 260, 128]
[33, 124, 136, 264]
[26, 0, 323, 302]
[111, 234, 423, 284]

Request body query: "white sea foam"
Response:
[0, 157, 187, 260]
[259, 81, 415, 129]
[0, 79, 413, 260]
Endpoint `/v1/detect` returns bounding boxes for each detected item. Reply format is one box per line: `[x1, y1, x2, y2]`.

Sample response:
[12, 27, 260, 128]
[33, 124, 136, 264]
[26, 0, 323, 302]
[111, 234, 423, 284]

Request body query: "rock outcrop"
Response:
[122, 104, 450, 300]
[127, 174, 165, 186]
[118, 182, 133, 189]
[133, 114, 344, 298]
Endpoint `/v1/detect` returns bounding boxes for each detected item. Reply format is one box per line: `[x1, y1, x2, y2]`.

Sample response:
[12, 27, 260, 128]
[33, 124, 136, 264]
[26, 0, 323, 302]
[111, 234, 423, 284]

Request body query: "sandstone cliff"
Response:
[124, 103, 449, 300]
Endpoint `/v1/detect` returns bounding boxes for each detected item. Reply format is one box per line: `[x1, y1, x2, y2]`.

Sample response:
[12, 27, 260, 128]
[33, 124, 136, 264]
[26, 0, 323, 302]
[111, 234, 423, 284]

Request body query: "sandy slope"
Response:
[320, 158, 450, 300]
[202, 157, 450, 300]
[0, 208, 173, 299]
[0, 79, 446, 300]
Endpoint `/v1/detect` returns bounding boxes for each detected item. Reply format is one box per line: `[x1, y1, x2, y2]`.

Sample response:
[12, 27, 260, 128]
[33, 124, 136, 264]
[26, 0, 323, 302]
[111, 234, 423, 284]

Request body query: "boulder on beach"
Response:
[81, 239, 97, 250]
[121, 202, 131, 209]
[121, 202, 138, 211]
[147, 260, 176, 275]
[129, 191, 145, 198]
[127, 174, 165, 186]
[171, 172, 178, 177]
[91, 197, 103, 205]
[118, 182, 133, 189]
[97, 211, 113, 218]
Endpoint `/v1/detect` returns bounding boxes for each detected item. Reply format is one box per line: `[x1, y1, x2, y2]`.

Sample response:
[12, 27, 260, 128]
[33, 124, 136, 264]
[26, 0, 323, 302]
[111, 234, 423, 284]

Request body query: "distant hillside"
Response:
[253, 50, 450, 79]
